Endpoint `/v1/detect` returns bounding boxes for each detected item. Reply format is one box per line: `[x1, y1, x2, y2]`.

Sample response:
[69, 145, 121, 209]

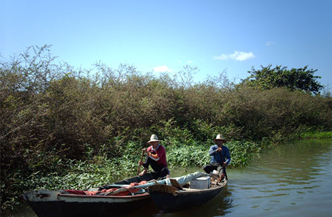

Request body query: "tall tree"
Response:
[242, 65, 323, 95]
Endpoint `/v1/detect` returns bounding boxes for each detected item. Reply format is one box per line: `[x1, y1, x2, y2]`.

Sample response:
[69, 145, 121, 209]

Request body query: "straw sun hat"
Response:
[214, 134, 227, 142]
[147, 134, 161, 143]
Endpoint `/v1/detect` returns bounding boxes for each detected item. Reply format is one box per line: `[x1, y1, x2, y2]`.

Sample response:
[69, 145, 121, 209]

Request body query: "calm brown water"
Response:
[4, 140, 332, 217]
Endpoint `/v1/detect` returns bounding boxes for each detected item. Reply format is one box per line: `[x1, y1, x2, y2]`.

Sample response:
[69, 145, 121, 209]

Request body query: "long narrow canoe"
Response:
[23, 189, 151, 217]
[22, 173, 156, 217]
[22, 172, 209, 217]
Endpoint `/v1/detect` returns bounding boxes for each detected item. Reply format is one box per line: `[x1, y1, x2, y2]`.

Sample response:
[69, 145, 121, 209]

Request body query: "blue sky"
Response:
[1, 0, 332, 88]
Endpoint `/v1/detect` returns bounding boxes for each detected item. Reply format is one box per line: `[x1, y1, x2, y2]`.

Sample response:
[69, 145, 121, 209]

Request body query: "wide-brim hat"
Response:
[147, 134, 161, 143]
[214, 134, 227, 142]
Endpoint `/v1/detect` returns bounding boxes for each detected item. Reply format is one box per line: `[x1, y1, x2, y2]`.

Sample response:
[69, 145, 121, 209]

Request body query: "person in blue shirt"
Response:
[203, 134, 231, 181]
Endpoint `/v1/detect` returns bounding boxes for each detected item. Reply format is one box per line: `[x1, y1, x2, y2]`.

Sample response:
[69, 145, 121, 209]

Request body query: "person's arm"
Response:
[209, 145, 218, 156]
[148, 151, 159, 161]
[145, 145, 159, 161]
[224, 148, 231, 165]
[142, 157, 149, 169]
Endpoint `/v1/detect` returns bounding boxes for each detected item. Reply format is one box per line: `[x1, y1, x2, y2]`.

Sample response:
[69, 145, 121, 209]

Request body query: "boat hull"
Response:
[22, 172, 212, 216]
[23, 190, 151, 217]
[22, 173, 156, 217]
[148, 181, 227, 213]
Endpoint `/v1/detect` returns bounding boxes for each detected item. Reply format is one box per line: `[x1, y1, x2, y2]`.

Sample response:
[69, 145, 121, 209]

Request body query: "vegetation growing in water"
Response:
[1, 45, 332, 211]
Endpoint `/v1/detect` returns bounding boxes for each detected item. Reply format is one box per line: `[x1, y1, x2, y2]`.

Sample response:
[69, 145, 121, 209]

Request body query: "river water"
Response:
[3, 140, 332, 217]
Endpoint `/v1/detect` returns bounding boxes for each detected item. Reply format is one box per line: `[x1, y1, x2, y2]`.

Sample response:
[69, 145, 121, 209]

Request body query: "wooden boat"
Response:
[22, 172, 210, 217]
[148, 175, 227, 213]
[22, 173, 157, 217]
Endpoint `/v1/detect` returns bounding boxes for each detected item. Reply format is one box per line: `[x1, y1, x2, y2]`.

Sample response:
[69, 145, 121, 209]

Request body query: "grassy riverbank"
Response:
[300, 131, 332, 140]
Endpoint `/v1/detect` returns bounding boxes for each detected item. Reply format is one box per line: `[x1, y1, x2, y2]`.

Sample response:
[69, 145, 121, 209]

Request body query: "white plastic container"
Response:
[190, 176, 211, 189]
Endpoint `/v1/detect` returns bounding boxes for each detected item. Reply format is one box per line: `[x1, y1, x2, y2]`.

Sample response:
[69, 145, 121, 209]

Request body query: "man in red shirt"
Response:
[139, 134, 170, 179]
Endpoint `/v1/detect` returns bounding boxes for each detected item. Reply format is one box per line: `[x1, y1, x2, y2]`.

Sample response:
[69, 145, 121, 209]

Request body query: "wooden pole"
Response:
[137, 150, 145, 175]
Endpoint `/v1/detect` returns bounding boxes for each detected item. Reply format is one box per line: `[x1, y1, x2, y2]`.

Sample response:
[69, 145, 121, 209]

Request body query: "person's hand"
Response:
[218, 173, 225, 183]
[138, 160, 143, 166]
[142, 148, 149, 155]
[222, 162, 227, 167]
[139, 170, 147, 176]
[217, 147, 222, 152]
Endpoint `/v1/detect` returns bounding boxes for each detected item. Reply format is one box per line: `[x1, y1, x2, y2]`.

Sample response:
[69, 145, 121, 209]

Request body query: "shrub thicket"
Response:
[1, 45, 332, 211]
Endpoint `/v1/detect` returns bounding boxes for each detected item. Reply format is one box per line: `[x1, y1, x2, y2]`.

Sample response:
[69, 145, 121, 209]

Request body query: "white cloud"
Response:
[214, 50, 255, 61]
[266, 41, 275, 46]
[186, 60, 192, 64]
[214, 54, 229, 60]
[153, 65, 174, 72]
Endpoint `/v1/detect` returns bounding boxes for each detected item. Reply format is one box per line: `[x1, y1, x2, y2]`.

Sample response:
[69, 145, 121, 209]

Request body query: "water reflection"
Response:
[2, 205, 37, 217]
[226, 140, 332, 217]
